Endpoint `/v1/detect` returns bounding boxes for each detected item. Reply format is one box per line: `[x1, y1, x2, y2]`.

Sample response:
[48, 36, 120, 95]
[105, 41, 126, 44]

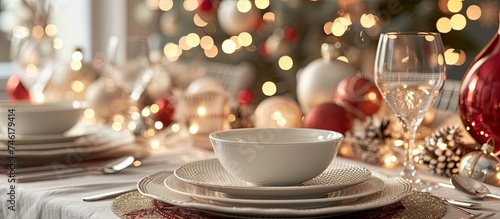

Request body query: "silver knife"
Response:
[433, 195, 482, 210]
[82, 188, 136, 202]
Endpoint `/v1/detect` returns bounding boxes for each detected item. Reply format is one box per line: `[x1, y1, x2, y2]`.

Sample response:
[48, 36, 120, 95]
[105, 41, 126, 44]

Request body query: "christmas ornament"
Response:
[459, 139, 500, 187]
[217, 0, 261, 35]
[254, 96, 302, 128]
[153, 96, 175, 128]
[6, 74, 30, 101]
[60, 49, 99, 101]
[85, 77, 129, 121]
[303, 102, 352, 134]
[459, 10, 500, 153]
[296, 43, 356, 113]
[333, 75, 383, 118]
[197, 0, 218, 22]
[145, 65, 172, 102]
[186, 77, 225, 95]
[418, 125, 469, 177]
[349, 116, 395, 166]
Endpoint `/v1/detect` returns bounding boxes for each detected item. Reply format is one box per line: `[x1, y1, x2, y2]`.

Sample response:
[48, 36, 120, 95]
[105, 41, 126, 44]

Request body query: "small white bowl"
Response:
[209, 128, 343, 186]
[0, 101, 87, 135]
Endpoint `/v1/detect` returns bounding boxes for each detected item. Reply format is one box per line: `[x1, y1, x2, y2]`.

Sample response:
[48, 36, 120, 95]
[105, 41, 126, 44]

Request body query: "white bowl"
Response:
[0, 101, 87, 135]
[209, 128, 343, 186]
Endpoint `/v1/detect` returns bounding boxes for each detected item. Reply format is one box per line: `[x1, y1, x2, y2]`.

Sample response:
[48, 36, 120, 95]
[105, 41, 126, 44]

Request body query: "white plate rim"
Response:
[163, 174, 385, 207]
[173, 159, 372, 198]
[0, 130, 92, 144]
[137, 171, 412, 217]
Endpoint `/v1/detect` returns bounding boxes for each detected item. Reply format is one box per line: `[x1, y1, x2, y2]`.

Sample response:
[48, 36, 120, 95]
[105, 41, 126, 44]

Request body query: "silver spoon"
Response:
[16, 155, 135, 182]
[451, 174, 500, 200]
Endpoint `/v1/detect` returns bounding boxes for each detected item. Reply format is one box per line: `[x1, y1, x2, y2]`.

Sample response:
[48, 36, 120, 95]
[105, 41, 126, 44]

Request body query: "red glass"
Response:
[459, 11, 500, 152]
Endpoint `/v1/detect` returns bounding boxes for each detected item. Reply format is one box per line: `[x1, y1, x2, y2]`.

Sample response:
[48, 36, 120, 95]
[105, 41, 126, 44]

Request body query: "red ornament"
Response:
[459, 10, 500, 152]
[303, 102, 352, 134]
[198, 0, 213, 12]
[6, 75, 30, 101]
[333, 75, 382, 118]
[154, 96, 175, 127]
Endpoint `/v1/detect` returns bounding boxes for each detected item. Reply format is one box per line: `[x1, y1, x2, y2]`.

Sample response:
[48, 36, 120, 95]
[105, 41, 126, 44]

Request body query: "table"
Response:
[1, 145, 499, 219]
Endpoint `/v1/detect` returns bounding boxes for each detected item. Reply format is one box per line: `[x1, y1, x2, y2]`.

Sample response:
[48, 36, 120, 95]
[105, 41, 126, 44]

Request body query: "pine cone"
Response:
[418, 125, 465, 177]
[229, 105, 255, 129]
[349, 116, 392, 165]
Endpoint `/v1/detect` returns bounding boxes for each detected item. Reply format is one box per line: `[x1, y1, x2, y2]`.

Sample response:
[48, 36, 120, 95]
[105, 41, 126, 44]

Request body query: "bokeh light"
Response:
[450, 14, 466, 30]
[262, 81, 277, 96]
[159, 0, 174, 11]
[255, 0, 270, 9]
[436, 17, 452, 33]
[183, 0, 198, 11]
[237, 0, 252, 13]
[278, 55, 293, 70]
[222, 39, 237, 54]
[447, 0, 462, 13]
[466, 5, 481, 20]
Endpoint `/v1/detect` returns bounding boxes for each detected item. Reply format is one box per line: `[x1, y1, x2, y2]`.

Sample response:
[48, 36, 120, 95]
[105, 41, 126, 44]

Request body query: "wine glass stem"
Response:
[401, 127, 419, 183]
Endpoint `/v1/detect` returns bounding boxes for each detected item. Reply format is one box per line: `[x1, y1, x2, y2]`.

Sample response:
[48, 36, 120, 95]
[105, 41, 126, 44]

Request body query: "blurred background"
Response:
[0, 0, 498, 99]
[0, 0, 498, 142]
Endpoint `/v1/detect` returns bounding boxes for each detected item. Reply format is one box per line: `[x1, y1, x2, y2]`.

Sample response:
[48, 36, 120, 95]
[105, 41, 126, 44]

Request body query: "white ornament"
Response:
[254, 96, 303, 128]
[296, 43, 356, 113]
[217, 0, 260, 35]
[186, 77, 225, 95]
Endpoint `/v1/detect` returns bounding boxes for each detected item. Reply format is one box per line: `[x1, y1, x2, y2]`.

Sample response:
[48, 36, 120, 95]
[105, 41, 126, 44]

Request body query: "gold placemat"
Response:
[111, 191, 446, 219]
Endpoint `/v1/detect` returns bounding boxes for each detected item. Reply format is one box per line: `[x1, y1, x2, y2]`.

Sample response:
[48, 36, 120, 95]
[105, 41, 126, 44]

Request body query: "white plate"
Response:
[174, 159, 372, 199]
[0, 132, 89, 144]
[0, 127, 135, 158]
[164, 174, 385, 209]
[0, 140, 86, 151]
[137, 171, 412, 217]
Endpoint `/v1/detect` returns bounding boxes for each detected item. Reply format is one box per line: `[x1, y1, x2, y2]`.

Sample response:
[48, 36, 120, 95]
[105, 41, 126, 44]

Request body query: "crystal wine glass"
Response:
[374, 32, 446, 191]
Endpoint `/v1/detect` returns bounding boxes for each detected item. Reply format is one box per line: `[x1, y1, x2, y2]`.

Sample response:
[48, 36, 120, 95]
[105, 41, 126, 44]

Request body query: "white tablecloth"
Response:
[1, 145, 499, 219]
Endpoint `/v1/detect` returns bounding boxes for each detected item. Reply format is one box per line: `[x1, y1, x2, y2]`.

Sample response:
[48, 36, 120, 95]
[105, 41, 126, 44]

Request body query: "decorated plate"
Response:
[137, 171, 412, 217]
[174, 159, 372, 199]
[164, 174, 385, 209]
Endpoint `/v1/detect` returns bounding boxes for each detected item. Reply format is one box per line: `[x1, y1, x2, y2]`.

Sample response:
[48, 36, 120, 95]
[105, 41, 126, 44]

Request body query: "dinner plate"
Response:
[137, 171, 412, 217]
[174, 159, 372, 199]
[0, 140, 85, 151]
[164, 174, 385, 209]
[0, 132, 89, 144]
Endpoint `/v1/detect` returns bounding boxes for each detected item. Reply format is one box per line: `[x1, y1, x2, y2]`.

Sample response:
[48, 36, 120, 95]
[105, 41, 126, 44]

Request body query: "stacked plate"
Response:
[0, 125, 135, 166]
[137, 158, 413, 218]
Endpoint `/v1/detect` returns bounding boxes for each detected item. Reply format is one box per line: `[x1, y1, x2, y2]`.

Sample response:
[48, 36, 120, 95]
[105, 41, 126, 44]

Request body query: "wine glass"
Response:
[374, 32, 446, 191]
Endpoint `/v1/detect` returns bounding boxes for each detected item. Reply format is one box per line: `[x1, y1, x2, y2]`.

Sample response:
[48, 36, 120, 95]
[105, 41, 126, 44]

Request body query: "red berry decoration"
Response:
[333, 75, 382, 118]
[154, 97, 175, 127]
[303, 102, 352, 134]
[6, 75, 30, 101]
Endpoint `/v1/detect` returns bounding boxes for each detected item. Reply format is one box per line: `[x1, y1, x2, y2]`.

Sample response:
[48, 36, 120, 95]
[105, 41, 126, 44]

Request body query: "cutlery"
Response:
[451, 175, 500, 200]
[16, 155, 135, 182]
[82, 188, 136, 201]
[432, 195, 482, 210]
[445, 202, 482, 219]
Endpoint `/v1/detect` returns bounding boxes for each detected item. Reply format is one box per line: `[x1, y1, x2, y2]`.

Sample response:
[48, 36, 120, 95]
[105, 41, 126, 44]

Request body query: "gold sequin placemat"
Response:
[112, 191, 446, 219]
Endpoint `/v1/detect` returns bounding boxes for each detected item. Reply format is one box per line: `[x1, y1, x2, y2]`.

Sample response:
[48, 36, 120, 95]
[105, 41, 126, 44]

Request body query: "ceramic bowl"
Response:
[0, 101, 87, 135]
[209, 128, 344, 186]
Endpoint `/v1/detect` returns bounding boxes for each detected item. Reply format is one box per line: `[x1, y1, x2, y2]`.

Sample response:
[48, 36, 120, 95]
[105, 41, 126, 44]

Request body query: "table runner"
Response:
[111, 191, 446, 219]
